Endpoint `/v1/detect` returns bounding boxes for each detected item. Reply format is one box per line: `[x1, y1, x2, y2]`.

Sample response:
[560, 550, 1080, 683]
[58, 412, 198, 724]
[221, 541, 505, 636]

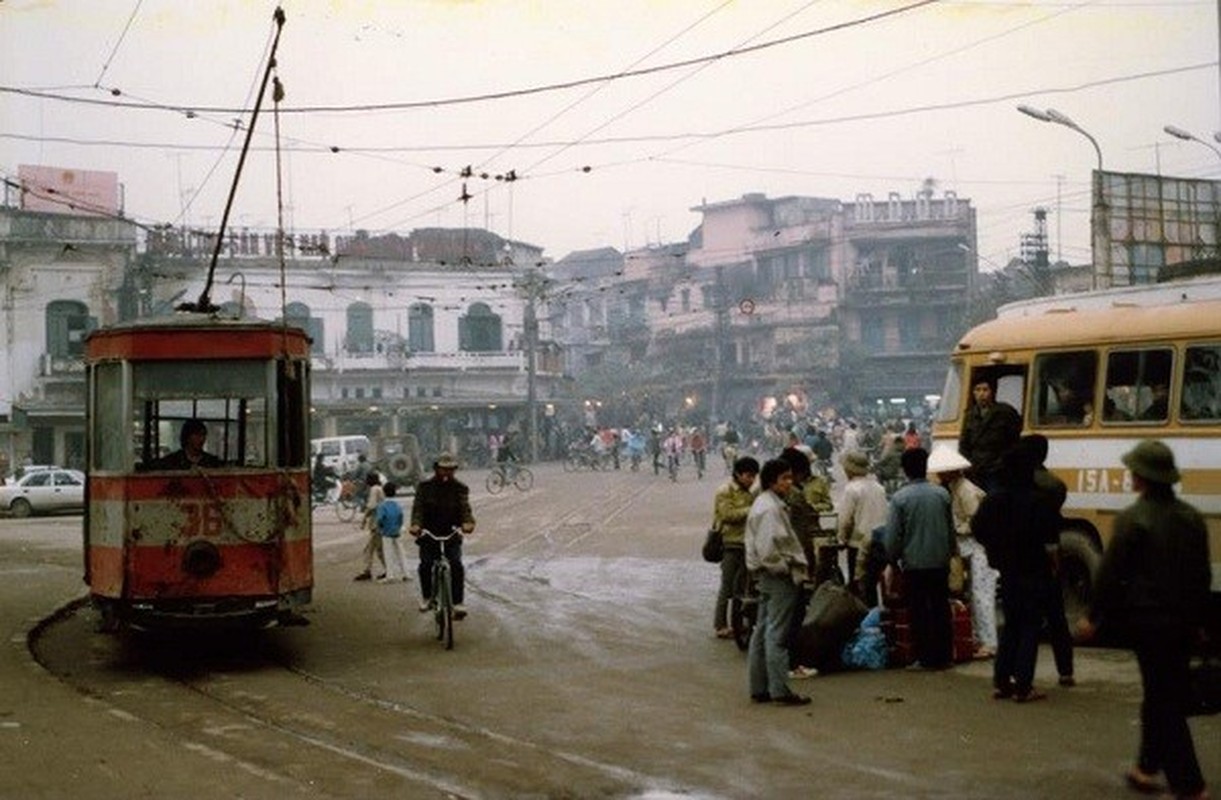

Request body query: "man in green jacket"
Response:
[712, 456, 759, 639]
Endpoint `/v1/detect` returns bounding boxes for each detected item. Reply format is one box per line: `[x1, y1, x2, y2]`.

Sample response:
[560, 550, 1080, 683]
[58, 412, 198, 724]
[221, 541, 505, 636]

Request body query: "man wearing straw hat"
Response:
[926, 444, 996, 658]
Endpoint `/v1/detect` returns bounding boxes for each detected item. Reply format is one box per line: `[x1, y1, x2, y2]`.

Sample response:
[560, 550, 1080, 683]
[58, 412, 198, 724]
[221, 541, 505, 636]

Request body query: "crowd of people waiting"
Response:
[706, 376, 1211, 799]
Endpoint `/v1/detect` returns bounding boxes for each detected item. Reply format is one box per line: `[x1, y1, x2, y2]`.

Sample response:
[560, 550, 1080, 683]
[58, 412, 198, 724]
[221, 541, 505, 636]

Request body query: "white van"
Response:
[310, 435, 371, 475]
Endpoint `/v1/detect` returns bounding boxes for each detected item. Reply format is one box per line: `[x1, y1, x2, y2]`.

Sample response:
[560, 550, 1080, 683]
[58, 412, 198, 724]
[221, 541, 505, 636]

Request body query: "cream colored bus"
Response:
[932, 276, 1221, 631]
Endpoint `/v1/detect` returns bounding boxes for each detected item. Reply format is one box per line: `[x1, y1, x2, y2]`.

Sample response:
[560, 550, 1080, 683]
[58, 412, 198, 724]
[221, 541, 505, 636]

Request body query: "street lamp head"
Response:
[1164, 125, 1195, 142]
[1044, 109, 1078, 128]
[1017, 104, 1053, 123]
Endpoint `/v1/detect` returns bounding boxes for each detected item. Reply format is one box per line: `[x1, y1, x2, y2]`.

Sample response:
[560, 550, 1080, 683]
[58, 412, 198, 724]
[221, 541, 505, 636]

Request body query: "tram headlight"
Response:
[182, 541, 222, 578]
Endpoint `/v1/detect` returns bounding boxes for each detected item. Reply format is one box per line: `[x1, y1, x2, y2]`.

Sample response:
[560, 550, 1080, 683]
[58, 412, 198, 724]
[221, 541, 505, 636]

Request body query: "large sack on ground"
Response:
[793, 582, 868, 672]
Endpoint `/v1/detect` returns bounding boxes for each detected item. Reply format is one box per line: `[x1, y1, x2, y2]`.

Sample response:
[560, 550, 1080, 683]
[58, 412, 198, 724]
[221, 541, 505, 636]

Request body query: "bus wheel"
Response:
[1058, 529, 1100, 629]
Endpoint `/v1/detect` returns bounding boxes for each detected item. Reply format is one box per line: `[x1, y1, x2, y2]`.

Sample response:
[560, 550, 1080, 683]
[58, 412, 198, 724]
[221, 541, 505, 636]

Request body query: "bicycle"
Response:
[333, 478, 364, 522]
[417, 527, 461, 650]
[485, 461, 534, 494]
[730, 566, 757, 652]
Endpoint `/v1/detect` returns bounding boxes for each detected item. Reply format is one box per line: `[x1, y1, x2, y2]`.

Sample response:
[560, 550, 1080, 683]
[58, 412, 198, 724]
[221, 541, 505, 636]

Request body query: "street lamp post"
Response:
[1017, 105, 1108, 290]
[1163, 125, 1221, 161]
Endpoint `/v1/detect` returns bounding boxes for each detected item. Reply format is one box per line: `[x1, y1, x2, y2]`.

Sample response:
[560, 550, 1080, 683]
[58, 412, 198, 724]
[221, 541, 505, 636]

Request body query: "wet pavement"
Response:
[2, 461, 1217, 798]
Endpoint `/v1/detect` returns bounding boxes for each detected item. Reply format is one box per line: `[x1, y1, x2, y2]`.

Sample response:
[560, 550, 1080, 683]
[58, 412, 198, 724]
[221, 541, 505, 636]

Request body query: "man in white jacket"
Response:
[745, 458, 811, 706]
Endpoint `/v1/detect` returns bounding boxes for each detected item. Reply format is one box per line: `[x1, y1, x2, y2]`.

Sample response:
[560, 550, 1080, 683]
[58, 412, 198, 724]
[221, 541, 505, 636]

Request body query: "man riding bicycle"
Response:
[410, 452, 476, 619]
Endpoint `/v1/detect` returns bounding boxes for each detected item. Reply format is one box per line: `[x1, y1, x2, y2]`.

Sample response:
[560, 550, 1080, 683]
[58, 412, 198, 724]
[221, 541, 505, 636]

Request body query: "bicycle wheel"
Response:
[435, 565, 454, 650]
[563, 454, 578, 473]
[485, 470, 506, 494]
[334, 497, 359, 523]
[730, 571, 756, 652]
[512, 467, 534, 491]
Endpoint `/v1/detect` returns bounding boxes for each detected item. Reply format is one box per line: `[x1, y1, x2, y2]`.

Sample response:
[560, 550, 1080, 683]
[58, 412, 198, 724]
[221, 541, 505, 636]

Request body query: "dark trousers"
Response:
[906, 567, 952, 668]
[1131, 621, 1205, 795]
[1041, 570, 1074, 678]
[417, 535, 466, 605]
[995, 572, 1047, 693]
[714, 546, 746, 630]
[861, 541, 889, 608]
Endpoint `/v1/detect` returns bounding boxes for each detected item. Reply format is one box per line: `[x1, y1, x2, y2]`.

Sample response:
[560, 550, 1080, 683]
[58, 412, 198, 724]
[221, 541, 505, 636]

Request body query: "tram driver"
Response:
[152, 418, 224, 470]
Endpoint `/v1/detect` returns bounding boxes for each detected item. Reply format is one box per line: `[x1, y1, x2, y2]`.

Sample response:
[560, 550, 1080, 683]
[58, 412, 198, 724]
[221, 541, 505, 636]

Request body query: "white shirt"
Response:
[836, 474, 889, 548]
[745, 490, 808, 584]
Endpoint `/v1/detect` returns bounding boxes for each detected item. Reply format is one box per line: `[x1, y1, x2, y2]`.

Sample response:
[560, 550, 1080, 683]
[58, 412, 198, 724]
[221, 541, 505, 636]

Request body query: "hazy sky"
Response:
[1, 0, 1216, 268]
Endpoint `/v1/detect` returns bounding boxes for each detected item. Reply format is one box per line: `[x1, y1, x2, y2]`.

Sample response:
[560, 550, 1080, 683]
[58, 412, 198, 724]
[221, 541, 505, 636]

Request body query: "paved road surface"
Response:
[2, 462, 1217, 798]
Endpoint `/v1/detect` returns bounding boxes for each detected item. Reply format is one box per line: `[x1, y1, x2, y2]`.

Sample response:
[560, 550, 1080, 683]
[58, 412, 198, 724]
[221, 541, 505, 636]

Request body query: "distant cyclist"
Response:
[663, 428, 684, 481]
[410, 452, 476, 619]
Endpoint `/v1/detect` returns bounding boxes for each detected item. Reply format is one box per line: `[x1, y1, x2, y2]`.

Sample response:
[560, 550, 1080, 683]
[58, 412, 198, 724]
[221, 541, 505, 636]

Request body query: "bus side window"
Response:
[1103, 347, 1174, 424]
[1033, 351, 1097, 426]
[1182, 344, 1221, 422]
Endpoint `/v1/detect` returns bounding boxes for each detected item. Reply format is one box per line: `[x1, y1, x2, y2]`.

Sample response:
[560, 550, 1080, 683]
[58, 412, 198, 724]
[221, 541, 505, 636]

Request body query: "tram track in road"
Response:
[23, 466, 712, 797]
[28, 601, 693, 799]
[471, 465, 663, 562]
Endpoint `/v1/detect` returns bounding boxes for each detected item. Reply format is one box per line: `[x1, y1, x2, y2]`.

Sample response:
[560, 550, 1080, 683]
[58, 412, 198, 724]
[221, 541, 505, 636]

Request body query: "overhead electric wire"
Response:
[93, 0, 145, 89]
[714, 0, 1095, 140]
[5, 4, 1201, 265]
[518, 0, 836, 177]
[3, 62, 1209, 158]
[0, 0, 941, 117]
[474, 0, 738, 176]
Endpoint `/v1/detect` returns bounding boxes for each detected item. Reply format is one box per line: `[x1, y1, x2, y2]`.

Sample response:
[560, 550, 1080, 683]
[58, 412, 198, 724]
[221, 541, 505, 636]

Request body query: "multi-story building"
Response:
[0, 205, 138, 471]
[1, 183, 561, 472]
[630, 190, 977, 422]
[838, 189, 977, 408]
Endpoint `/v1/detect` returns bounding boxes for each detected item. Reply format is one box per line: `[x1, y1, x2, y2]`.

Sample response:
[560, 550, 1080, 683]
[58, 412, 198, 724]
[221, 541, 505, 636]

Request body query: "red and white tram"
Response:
[83, 313, 313, 629]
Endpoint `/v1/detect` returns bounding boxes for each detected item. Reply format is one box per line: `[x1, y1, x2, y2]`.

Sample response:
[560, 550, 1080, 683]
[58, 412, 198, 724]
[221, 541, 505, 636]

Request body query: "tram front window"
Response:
[148, 418, 224, 470]
[133, 360, 270, 470]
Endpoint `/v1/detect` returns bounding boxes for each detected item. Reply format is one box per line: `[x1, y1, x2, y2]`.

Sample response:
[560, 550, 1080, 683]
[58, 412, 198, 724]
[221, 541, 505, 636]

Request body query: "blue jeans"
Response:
[748, 571, 800, 699]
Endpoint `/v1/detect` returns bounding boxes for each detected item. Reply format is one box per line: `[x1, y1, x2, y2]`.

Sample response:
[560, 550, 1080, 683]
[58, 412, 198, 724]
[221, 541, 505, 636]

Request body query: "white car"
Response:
[0, 468, 86, 517]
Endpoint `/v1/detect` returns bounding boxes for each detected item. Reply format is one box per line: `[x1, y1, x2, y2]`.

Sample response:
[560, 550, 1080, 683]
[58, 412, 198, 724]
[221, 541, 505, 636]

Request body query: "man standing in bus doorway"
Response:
[410, 453, 476, 619]
[959, 376, 1022, 493]
[1078, 441, 1211, 800]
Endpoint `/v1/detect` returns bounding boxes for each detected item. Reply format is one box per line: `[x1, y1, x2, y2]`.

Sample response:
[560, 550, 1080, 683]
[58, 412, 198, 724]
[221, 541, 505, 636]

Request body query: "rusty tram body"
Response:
[83, 313, 313, 629]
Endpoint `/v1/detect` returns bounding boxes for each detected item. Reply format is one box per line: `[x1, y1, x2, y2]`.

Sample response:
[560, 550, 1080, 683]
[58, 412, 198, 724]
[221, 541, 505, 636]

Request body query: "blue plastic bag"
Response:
[841, 608, 888, 670]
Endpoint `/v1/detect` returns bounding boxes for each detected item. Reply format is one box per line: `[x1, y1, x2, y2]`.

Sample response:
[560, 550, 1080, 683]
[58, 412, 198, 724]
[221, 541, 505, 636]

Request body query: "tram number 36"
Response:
[1075, 468, 1133, 494]
[178, 501, 228, 539]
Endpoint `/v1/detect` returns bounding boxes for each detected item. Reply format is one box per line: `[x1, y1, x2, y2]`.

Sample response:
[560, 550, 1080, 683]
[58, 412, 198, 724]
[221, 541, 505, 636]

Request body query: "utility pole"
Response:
[1053, 174, 1064, 263]
[516, 266, 552, 463]
[710, 265, 728, 427]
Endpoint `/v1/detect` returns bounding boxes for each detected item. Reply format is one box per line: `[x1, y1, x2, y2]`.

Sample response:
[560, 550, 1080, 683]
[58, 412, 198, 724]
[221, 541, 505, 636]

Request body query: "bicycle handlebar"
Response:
[417, 527, 463, 542]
